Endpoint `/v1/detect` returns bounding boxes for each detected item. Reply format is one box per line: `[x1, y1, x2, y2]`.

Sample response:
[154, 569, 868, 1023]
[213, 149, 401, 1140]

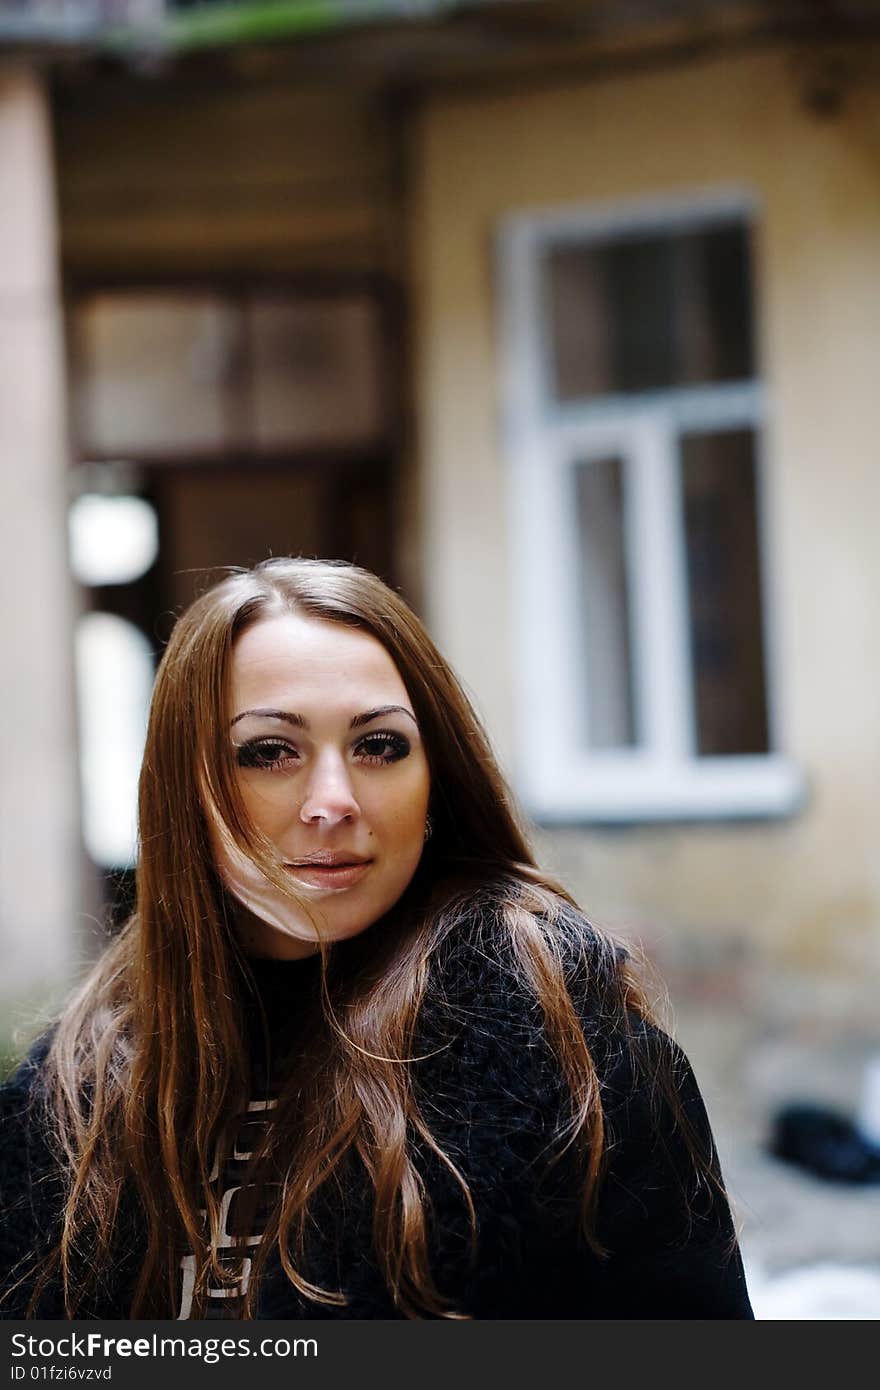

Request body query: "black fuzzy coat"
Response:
[0, 916, 753, 1320]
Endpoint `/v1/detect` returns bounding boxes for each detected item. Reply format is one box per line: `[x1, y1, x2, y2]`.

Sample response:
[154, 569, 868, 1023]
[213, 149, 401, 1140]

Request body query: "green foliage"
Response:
[107, 1, 463, 54]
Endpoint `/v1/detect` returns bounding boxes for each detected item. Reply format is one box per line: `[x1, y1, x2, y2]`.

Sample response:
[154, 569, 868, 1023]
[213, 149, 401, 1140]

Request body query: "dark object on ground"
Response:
[769, 1103, 880, 1184]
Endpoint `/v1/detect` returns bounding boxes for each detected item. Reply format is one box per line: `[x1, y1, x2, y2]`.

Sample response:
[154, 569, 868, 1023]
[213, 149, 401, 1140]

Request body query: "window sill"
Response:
[521, 754, 807, 825]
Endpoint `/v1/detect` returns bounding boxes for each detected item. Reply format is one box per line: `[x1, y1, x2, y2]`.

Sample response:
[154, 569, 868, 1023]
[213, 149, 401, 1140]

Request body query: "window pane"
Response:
[74, 294, 240, 456]
[681, 430, 769, 755]
[249, 296, 385, 451]
[544, 222, 754, 400]
[574, 456, 637, 749]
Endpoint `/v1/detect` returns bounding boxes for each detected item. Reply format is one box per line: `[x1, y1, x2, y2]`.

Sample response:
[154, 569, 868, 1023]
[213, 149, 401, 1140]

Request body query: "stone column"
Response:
[0, 66, 81, 1048]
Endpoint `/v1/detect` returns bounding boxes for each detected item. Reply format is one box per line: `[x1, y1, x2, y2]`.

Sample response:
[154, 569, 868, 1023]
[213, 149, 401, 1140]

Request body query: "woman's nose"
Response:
[299, 750, 360, 827]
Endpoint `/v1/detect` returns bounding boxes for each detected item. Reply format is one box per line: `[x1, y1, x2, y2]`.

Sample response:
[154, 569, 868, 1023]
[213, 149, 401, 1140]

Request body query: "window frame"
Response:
[498, 188, 805, 823]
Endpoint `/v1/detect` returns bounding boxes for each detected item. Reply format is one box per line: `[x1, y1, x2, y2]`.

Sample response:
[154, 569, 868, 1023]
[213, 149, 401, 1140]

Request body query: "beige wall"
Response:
[0, 69, 82, 1033]
[414, 49, 880, 1021]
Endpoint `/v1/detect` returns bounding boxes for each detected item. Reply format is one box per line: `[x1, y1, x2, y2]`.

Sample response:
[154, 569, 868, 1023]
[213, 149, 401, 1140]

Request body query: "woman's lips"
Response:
[284, 861, 372, 892]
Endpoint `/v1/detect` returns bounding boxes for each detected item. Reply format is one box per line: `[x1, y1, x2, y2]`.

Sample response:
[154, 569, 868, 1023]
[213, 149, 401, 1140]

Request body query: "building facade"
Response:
[1, 3, 879, 1048]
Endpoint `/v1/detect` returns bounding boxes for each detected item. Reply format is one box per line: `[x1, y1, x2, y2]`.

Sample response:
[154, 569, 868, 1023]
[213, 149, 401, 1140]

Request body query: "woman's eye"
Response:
[235, 739, 299, 770]
[355, 731, 410, 765]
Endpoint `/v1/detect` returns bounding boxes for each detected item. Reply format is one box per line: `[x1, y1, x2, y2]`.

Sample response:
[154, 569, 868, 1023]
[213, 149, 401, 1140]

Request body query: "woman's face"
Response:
[209, 611, 431, 959]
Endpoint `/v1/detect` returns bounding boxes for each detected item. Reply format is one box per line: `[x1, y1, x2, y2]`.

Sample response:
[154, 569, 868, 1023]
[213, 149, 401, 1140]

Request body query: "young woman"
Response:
[1, 557, 753, 1320]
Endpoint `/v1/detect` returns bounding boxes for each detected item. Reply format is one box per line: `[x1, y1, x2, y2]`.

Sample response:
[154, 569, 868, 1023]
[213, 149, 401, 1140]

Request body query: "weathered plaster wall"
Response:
[0, 69, 81, 1031]
[414, 48, 880, 1021]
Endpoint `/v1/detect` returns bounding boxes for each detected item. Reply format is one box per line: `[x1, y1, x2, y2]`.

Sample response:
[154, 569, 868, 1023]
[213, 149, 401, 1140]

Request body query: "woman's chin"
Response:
[237, 908, 382, 960]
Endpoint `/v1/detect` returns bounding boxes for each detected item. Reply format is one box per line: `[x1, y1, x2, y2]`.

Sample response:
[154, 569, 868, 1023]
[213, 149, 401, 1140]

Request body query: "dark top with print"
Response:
[1, 915, 754, 1319]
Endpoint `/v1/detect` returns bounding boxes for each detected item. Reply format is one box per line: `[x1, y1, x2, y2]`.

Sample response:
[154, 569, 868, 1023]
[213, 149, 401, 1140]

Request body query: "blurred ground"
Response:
[673, 998, 880, 1319]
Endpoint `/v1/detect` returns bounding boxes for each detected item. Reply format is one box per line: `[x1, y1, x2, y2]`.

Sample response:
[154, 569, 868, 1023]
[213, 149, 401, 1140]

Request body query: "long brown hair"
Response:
[22, 558, 679, 1318]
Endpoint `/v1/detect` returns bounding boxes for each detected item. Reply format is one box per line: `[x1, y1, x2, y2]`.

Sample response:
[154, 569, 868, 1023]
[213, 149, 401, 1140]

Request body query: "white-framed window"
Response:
[498, 189, 804, 822]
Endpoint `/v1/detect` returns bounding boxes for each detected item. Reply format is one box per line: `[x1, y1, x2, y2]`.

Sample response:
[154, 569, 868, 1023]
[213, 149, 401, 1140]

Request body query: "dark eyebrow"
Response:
[230, 705, 418, 730]
[230, 709, 306, 729]
[349, 705, 418, 731]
